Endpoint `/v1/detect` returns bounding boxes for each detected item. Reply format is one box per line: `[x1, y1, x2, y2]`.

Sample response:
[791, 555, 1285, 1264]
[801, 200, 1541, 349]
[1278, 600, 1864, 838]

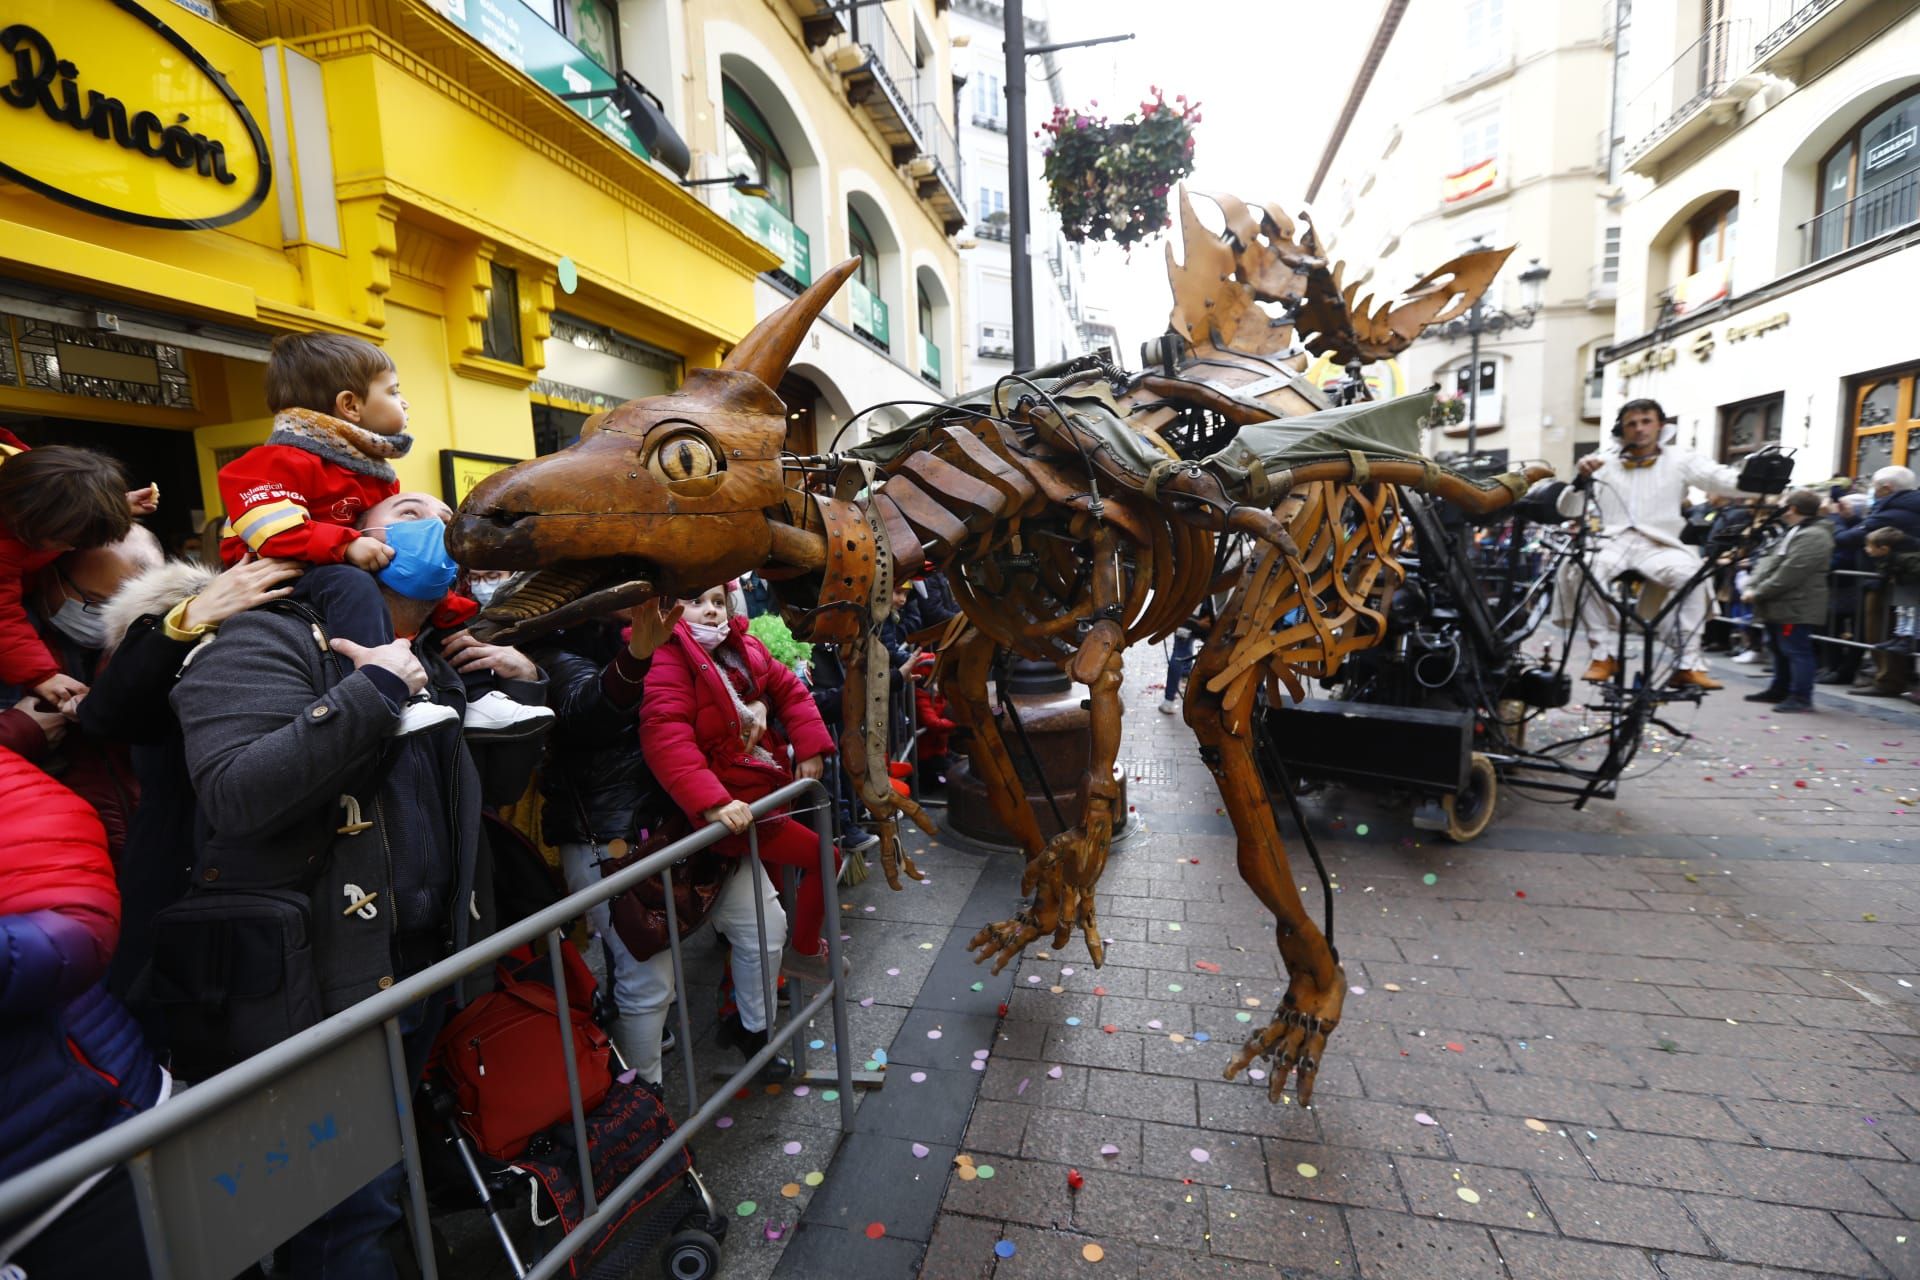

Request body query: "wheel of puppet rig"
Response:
[661, 1228, 720, 1280]
[1441, 752, 1498, 843]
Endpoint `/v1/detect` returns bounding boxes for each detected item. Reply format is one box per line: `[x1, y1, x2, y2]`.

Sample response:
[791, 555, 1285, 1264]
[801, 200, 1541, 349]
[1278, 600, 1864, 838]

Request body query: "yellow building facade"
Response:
[0, 0, 775, 549]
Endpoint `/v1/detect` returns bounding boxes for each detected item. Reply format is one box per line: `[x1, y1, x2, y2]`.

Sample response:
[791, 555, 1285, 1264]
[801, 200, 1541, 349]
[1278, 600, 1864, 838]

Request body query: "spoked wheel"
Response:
[1441, 752, 1498, 842]
[661, 1229, 720, 1280]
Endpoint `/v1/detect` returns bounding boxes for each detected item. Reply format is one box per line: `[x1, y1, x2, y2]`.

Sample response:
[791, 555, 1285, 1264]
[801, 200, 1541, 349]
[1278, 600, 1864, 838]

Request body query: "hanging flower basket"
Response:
[1041, 89, 1199, 251]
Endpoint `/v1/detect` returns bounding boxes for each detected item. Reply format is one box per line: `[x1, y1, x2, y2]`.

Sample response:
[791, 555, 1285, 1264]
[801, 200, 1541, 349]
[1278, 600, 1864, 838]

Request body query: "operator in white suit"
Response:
[1558, 397, 1748, 689]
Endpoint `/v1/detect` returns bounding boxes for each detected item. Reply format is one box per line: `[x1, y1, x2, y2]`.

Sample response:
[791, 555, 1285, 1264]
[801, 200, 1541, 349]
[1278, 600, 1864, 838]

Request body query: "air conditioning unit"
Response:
[977, 322, 1013, 359]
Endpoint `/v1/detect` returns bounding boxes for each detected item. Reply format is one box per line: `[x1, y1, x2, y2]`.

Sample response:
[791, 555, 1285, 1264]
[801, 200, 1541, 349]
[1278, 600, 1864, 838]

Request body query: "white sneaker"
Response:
[394, 699, 459, 736]
[1158, 699, 1178, 714]
[1731, 650, 1760, 664]
[462, 689, 556, 736]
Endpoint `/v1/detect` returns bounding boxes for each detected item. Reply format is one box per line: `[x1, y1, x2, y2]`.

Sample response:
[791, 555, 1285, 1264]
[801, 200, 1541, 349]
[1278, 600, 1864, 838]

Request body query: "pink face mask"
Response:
[687, 619, 729, 651]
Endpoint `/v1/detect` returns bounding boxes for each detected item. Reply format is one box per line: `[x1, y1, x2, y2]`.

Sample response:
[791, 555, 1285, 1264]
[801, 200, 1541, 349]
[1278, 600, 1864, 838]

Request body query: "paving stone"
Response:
[1141, 1120, 1266, 1189]
[1837, 1211, 1920, 1280]
[1530, 1174, 1711, 1253]
[1206, 1187, 1354, 1270]
[1491, 1232, 1663, 1280]
[1556, 977, 1687, 1015]
[1471, 1073, 1613, 1125]
[1354, 1059, 1482, 1109]
[1257, 1137, 1405, 1210]
[1749, 1062, 1914, 1111]
[1195, 1080, 1323, 1142]
[1594, 1085, 1753, 1143]
[1684, 1194, 1883, 1273]
[1083, 1066, 1198, 1126]
[917, 1211, 1001, 1280]
[940, 1153, 1072, 1230]
[1018, 1105, 1144, 1174]
[1069, 1167, 1209, 1249]
[1854, 1156, 1920, 1219]
[1614, 1049, 1773, 1098]
[1316, 1098, 1453, 1158]
[1651, 1255, 1844, 1280]
[1724, 1098, 1905, 1158]
[960, 1098, 1029, 1157]
[1579, 1131, 1742, 1196]
[1345, 1208, 1504, 1280]
[1431, 1110, 1591, 1177]
[1393, 1156, 1551, 1232]
[987, 1222, 1151, 1279]
[767, 1220, 923, 1277]
[1704, 1143, 1900, 1214]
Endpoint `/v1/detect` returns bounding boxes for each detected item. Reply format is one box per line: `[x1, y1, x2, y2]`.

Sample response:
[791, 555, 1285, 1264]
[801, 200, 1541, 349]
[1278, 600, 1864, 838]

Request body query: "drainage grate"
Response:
[1120, 756, 1177, 786]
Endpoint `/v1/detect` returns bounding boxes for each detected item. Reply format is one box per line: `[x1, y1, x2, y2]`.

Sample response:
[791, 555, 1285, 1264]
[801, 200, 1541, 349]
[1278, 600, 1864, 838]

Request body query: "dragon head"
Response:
[447, 258, 860, 640]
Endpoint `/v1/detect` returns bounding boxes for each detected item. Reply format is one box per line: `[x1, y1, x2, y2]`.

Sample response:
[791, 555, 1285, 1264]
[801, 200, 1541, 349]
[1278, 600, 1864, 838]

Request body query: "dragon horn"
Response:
[721, 256, 863, 389]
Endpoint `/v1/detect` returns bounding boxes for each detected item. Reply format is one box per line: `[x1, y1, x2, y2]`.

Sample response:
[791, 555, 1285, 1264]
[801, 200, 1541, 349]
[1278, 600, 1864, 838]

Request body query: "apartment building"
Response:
[1307, 0, 1621, 472]
[949, 0, 1107, 384]
[619, 0, 967, 450]
[1598, 0, 1919, 482]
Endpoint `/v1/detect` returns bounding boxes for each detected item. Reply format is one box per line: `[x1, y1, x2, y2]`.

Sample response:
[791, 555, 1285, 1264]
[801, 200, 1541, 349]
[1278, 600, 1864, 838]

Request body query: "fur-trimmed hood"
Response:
[103, 559, 216, 651]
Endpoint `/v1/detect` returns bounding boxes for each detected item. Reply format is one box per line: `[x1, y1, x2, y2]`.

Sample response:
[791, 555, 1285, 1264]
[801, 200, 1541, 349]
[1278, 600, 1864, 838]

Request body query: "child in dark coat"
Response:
[640, 585, 843, 981]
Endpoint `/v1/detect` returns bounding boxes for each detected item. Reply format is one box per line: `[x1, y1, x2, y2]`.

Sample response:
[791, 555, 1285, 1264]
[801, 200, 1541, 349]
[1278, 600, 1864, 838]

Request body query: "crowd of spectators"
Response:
[0, 332, 968, 1278]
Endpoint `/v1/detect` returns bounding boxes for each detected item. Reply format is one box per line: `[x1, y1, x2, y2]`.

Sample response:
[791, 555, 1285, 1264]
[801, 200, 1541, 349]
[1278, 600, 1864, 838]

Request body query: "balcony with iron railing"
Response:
[976, 212, 1010, 242]
[1587, 262, 1619, 307]
[776, 0, 848, 50]
[1801, 169, 1920, 265]
[1621, 20, 1754, 174]
[918, 334, 942, 388]
[849, 277, 891, 350]
[836, 11, 925, 164]
[912, 101, 966, 234]
[1750, 0, 1871, 73]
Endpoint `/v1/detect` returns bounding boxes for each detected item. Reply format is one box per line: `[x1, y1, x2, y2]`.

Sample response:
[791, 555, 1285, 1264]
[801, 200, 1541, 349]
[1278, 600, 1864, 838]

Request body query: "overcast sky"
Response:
[1040, 0, 1380, 358]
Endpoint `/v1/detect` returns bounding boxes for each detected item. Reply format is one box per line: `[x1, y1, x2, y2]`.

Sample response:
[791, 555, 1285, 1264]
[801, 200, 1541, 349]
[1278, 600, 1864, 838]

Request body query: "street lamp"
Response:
[1437, 243, 1551, 460]
[679, 174, 775, 201]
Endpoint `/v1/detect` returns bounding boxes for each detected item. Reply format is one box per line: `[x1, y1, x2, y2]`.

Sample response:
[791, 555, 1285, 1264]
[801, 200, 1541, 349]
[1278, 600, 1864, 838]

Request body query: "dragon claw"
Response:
[1221, 964, 1346, 1106]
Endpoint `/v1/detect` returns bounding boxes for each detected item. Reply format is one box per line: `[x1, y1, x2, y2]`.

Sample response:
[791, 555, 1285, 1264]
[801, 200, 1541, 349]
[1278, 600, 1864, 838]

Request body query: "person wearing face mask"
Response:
[0, 527, 163, 865]
[640, 585, 840, 993]
[168, 490, 549, 1279]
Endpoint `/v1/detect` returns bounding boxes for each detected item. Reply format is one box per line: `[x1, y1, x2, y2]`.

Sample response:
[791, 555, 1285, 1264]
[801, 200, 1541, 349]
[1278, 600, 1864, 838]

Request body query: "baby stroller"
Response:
[414, 819, 729, 1279]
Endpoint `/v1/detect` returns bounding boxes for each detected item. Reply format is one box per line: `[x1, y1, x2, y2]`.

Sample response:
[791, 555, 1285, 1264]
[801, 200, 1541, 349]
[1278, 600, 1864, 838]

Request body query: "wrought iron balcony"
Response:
[1800, 169, 1920, 265]
[777, 0, 847, 50]
[912, 102, 966, 235]
[837, 11, 925, 164]
[975, 216, 1010, 242]
[1621, 20, 1753, 173]
[1751, 0, 1870, 72]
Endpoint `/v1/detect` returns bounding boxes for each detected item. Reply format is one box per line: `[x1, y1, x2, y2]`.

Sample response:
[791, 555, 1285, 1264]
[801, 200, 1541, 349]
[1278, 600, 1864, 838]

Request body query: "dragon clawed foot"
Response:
[967, 908, 1051, 974]
[1223, 964, 1346, 1106]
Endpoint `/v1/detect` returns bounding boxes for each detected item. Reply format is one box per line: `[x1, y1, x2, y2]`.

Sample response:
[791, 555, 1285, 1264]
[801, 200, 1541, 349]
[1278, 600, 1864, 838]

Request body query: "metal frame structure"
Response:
[0, 780, 853, 1280]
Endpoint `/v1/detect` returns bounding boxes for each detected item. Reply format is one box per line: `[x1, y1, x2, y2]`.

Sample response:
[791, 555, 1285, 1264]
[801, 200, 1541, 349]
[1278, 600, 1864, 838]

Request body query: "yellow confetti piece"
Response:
[1169, 1033, 1185, 1043]
[781, 1183, 801, 1198]
[1082, 1243, 1106, 1262]
[803, 1171, 824, 1187]
[1383, 983, 1402, 992]
[958, 1165, 979, 1181]
[1296, 1163, 1319, 1178]
[1524, 1119, 1549, 1132]
[1456, 1187, 1481, 1204]
[955, 1154, 975, 1167]
[1051, 985, 1066, 994]
[1244, 997, 1261, 1007]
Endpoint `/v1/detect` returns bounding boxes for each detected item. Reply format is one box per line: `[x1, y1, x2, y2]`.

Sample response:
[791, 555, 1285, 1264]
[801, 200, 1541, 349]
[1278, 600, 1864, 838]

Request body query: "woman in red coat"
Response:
[639, 585, 843, 982]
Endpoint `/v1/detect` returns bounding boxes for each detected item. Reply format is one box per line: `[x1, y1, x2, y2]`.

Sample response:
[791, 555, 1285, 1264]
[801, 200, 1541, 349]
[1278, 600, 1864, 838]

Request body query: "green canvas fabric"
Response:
[1201, 389, 1438, 488]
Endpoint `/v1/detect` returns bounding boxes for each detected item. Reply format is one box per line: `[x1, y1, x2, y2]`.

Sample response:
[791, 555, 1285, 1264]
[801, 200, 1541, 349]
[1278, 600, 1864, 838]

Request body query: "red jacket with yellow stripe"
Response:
[216, 444, 396, 565]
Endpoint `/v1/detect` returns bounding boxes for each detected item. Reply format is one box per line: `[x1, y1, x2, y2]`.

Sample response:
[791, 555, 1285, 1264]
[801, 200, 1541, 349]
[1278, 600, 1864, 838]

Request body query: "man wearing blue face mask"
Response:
[169, 490, 551, 1280]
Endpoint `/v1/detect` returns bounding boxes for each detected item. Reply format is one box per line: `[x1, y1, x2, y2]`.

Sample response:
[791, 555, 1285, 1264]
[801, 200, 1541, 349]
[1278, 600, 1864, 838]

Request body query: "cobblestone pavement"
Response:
[906, 652, 1920, 1280]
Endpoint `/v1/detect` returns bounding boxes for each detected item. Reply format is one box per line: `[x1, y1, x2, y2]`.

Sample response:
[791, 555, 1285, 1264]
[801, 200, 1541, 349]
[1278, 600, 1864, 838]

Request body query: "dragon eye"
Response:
[647, 432, 718, 483]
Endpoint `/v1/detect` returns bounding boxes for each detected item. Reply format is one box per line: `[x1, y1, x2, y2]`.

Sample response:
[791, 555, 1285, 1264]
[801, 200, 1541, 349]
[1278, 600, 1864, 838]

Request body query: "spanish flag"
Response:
[1443, 157, 1498, 204]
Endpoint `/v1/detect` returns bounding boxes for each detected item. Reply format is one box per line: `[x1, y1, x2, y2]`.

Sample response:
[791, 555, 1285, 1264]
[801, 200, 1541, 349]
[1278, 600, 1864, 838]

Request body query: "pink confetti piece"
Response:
[1027, 975, 1042, 985]
[910, 1071, 927, 1083]
[1414, 1113, 1437, 1126]
[783, 1141, 803, 1155]
[1350, 985, 1367, 995]
[859, 997, 874, 1008]
[764, 1223, 785, 1242]
[887, 968, 901, 977]
[1047, 1065, 1064, 1079]
[911, 1143, 930, 1158]
[1190, 1147, 1211, 1163]
[1061, 967, 1076, 976]
[1147, 1019, 1163, 1030]
[1248, 1068, 1267, 1081]
[1016, 1077, 1030, 1095]
[1099, 1143, 1121, 1157]
[926, 1029, 943, 1040]
[971, 1059, 986, 1071]
[974, 1049, 990, 1060]
[793, 1085, 811, 1096]
[716, 1116, 734, 1129]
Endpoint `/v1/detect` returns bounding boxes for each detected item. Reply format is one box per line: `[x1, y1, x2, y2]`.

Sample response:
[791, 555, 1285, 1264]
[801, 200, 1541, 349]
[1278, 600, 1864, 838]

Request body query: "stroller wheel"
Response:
[661, 1229, 720, 1280]
[674, 1207, 727, 1242]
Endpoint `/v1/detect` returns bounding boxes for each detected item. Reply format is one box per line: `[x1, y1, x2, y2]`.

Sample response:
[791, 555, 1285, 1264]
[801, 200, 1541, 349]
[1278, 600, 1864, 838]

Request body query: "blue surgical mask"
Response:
[373, 519, 459, 602]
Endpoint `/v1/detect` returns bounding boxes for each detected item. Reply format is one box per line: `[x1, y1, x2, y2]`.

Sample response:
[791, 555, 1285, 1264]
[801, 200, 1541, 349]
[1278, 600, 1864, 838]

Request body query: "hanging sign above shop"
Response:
[0, 0, 270, 230]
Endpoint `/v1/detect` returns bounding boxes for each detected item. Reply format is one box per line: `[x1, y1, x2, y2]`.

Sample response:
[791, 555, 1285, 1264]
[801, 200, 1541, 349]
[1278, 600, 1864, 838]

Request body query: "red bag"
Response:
[434, 947, 613, 1160]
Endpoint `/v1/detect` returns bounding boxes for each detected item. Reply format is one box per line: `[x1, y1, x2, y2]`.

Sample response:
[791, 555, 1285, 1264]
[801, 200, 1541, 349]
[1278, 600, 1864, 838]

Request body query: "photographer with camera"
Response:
[1561, 398, 1748, 689]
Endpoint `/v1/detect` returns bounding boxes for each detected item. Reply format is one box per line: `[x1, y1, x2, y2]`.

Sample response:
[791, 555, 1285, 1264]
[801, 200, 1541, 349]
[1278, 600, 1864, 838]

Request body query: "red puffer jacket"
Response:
[639, 617, 835, 855]
[0, 747, 163, 1179]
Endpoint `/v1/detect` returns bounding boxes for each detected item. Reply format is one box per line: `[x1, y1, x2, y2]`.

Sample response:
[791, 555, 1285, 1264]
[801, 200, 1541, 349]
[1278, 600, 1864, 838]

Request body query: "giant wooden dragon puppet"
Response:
[450, 191, 1552, 1105]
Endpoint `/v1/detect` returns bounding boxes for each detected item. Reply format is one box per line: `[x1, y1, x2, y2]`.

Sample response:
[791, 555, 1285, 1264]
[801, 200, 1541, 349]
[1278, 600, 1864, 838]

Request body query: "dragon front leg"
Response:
[967, 617, 1126, 974]
[1186, 642, 1345, 1107]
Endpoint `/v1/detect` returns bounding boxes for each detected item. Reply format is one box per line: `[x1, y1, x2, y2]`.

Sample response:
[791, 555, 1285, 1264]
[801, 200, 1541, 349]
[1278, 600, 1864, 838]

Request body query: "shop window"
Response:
[1810, 87, 1920, 262]
[1716, 393, 1781, 465]
[1846, 367, 1920, 478]
[1688, 193, 1738, 272]
[723, 78, 794, 215]
[848, 208, 881, 292]
[482, 262, 523, 365]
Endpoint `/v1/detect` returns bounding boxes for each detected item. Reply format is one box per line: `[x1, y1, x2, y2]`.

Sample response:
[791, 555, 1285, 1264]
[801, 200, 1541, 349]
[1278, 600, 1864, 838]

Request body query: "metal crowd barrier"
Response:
[1717, 568, 1908, 662]
[0, 778, 853, 1280]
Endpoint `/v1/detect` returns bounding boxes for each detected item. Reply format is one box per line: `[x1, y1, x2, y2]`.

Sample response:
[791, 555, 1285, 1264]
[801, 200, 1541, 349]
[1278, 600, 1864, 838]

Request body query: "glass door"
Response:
[1847, 370, 1917, 477]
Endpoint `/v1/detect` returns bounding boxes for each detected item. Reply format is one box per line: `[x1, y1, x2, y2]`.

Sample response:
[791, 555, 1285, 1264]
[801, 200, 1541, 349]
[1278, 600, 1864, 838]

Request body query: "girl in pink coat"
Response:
[639, 585, 843, 980]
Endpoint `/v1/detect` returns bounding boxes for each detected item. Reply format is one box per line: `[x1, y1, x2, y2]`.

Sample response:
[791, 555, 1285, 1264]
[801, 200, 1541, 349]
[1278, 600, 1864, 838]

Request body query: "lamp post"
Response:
[1003, 1, 1132, 370]
[1438, 244, 1551, 460]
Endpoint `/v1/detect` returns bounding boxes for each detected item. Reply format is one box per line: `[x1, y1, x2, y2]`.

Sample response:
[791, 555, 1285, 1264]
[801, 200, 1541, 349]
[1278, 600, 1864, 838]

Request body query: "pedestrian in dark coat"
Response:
[1742, 491, 1834, 712]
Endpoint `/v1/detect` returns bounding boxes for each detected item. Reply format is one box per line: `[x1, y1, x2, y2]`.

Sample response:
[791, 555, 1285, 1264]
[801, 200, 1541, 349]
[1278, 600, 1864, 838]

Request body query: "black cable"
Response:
[989, 648, 1067, 833]
[1250, 714, 1337, 959]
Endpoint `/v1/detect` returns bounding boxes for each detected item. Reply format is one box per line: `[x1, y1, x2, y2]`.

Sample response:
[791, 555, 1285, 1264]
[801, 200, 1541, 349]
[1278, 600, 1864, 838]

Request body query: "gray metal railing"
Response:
[1718, 568, 1913, 664]
[1754, 0, 1839, 59]
[916, 100, 963, 202]
[0, 779, 853, 1280]
[1801, 169, 1920, 264]
[851, 8, 924, 142]
[1620, 20, 1751, 161]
